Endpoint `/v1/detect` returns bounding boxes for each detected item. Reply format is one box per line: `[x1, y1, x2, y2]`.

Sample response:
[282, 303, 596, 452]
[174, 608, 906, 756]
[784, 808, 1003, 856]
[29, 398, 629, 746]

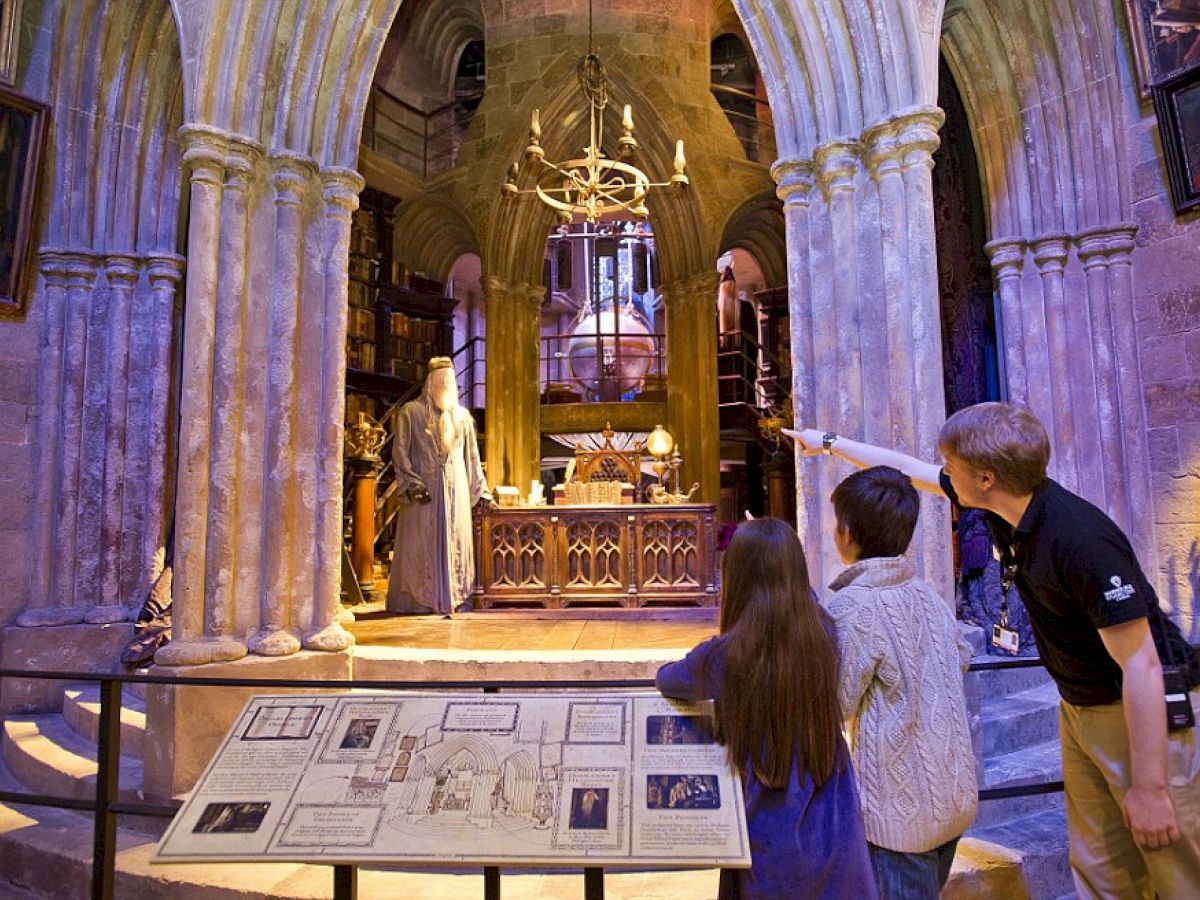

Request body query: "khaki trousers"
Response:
[1059, 692, 1200, 899]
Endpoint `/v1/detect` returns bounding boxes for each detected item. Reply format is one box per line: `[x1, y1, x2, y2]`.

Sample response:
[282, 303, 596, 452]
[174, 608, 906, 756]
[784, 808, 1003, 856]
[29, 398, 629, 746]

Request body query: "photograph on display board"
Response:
[646, 774, 721, 810]
[568, 787, 610, 830]
[192, 802, 271, 835]
[645, 714, 715, 745]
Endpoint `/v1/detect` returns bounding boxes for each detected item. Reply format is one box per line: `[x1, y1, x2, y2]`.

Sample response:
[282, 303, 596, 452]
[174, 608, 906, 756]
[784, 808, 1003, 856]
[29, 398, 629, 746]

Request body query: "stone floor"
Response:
[346, 603, 719, 652]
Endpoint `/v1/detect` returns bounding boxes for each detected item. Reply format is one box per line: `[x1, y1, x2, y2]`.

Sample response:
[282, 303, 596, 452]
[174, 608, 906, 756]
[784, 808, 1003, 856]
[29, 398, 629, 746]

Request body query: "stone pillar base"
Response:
[15, 607, 88, 628]
[84, 604, 130, 624]
[142, 650, 353, 799]
[154, 637, 247, 667]
[303, 622, 355, 651]
[0, 622, 135, 713]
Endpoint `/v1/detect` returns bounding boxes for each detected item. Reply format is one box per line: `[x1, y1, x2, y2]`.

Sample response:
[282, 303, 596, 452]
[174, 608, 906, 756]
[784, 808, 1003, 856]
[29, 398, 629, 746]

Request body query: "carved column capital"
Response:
[863, 130, 903, 178]
[984, 238, 1027, 279]
[484, 274, 510, 297]
[894, 106, 945, 168]
[38, 248, 74, 286]
[1030, 233, 1070, 274]
[320, 166, 365, 216]
[57, 250, 103, 286]
[270, 151, 318, 207]
[105, 254, 142, 289]
[145, 252, 186, 288]
[813, 141, 860, 196]
[1075, 223, 1137, 266]
[771, 158, 815, 206]
[178, 124, 231, 182]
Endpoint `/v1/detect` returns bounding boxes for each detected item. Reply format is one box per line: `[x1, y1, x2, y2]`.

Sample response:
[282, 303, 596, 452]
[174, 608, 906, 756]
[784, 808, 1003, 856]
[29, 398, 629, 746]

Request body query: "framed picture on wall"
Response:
[1127, 0, 1200, 97]
[1154, 65, 1200, 213]
[0, 0, 19, 85]
[0, 83, 48, 315]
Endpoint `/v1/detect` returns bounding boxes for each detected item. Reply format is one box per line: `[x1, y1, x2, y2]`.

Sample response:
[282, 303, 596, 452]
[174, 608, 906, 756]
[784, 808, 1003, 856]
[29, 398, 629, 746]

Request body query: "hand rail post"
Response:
[484, 866, 502, 900]
[334, 864, 358, 899]
[91, 678, 122, 900]
[584, 867, 604, 900]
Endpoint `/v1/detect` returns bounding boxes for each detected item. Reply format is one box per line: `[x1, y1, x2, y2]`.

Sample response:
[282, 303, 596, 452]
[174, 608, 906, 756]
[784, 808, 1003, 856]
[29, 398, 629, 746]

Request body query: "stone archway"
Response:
[736, 0, 953, 594]
[18, 0, 186, 633]
[941, 0, 1153, 567]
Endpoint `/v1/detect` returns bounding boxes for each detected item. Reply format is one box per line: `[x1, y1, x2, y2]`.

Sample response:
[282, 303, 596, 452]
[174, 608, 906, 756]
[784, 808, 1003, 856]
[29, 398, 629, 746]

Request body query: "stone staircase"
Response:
[1, 679, 155, 824]
[962, 658, 1074, 899]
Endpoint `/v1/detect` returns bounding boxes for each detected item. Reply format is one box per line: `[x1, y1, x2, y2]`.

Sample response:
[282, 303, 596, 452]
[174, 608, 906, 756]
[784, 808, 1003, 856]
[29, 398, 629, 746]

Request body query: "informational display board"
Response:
[153, 691, 751, 869]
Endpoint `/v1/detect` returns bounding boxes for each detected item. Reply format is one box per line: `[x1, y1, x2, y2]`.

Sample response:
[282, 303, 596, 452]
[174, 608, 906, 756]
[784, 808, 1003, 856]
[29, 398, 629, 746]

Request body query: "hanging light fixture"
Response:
[501, 0, 688, 223]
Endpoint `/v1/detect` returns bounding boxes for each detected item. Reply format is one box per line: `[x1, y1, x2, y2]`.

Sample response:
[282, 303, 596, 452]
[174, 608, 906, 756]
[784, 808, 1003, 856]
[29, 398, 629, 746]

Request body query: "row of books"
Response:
[390, 312, 440, 342]
[346, 341, 378, 372]
[348, 307, 376, 340]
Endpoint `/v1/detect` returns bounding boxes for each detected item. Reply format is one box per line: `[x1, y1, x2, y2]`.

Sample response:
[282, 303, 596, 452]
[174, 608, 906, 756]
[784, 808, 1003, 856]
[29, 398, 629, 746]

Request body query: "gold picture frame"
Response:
[0, 83, 48, 315]
[1126, 0, 1200, 97]
[0, 0, 20, 85]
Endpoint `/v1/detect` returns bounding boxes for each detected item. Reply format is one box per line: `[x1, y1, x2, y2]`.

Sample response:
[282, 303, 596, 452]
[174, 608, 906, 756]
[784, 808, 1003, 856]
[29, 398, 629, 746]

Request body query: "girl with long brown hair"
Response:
[656, 518, 877, 899]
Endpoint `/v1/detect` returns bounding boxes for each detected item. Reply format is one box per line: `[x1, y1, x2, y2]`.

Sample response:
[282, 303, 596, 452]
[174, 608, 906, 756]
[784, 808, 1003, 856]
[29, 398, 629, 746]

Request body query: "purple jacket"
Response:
[657, 635, 879, 900]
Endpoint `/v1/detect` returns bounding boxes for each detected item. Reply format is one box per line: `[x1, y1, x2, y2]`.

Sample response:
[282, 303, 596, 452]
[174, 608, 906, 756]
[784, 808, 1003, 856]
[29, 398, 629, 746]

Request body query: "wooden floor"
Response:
[347, 604, 718, 652]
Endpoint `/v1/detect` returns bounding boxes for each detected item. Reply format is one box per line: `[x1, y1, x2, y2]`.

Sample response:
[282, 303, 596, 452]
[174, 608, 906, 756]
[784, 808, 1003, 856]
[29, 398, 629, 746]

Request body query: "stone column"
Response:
[19, 251, 77, 626]
[1089, 225, 1154, 564]
[483, 275, 541, 495]
[201, 137, 260, 659]
[814, 141, 863, 439]
[984, 239, 1028, 405]
[303, 166, 361, 652]
[863, 123, 914, 455]
[75, 255, 113, 616]
[663, 271, 720, 503]
[157, 125, 232, 667]
[139, 253, 185, 594]
[897, 108, 950, 597]
[87, 254, 141, 623]
[56, 252, 102, 618]
[250, 153, 314, 657]
[1030, 234, 1079, 492]
[772, 160, 822, 562]
[1076, 229, 1125, 526]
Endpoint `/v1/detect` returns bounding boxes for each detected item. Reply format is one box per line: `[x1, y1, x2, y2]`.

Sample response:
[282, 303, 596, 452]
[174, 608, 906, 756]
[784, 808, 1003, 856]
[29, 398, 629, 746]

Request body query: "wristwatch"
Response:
[821, 431, 838, 455]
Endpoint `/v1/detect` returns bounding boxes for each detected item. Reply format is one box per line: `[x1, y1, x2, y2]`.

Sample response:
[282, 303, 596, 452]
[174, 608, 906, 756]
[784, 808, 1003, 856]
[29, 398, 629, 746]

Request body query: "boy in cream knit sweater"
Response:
[823, 466, 977, 899]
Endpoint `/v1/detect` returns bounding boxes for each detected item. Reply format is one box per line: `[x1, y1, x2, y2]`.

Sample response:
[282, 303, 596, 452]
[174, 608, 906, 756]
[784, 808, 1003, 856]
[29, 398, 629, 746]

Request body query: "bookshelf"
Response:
[344, 188, 457, 426]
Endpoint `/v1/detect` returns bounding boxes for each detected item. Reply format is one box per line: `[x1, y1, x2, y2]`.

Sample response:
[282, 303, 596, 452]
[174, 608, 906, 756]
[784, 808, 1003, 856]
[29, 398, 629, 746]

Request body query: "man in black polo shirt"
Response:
[786, 402, 1200, 897]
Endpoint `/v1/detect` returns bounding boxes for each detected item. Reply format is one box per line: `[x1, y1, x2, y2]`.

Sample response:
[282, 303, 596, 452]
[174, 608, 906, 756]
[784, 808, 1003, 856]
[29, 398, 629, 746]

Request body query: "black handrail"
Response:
[0, 659, 1063, 900]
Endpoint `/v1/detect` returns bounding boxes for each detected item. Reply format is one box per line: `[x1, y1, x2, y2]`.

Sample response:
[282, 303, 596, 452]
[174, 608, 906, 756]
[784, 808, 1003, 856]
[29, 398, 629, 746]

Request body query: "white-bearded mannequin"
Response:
[386, 358, 493, 614]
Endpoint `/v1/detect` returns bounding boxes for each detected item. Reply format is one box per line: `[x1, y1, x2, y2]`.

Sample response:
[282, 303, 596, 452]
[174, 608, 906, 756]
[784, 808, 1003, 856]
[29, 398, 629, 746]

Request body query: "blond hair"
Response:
[938, 402, 1050, 494]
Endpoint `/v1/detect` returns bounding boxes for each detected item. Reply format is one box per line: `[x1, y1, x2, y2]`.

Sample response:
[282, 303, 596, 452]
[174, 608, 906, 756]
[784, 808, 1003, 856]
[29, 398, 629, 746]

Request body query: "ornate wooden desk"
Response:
[472, 503, 719, 609]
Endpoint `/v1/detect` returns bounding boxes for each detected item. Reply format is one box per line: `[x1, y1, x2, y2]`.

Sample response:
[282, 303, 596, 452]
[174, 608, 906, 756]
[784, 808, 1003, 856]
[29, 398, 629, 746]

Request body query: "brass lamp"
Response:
[646, 424, 674, 486]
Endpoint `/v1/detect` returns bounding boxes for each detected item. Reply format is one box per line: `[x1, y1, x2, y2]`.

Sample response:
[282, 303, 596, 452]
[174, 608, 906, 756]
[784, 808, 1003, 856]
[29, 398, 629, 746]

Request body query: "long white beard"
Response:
[431, 405, 460, 455]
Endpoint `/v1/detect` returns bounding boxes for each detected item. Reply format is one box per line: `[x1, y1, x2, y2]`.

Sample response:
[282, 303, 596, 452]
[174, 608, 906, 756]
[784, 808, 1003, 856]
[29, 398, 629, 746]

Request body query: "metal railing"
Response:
[362, 84, 484, 179]
[0, 658, 1063, 900]
[710, 85, 776, 164]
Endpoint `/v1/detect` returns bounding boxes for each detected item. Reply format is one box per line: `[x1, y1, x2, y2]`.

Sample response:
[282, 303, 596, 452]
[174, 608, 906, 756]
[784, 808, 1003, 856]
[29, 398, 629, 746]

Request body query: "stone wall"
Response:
[0, 316, 38, 625]
[1127, 111, 1200, 639]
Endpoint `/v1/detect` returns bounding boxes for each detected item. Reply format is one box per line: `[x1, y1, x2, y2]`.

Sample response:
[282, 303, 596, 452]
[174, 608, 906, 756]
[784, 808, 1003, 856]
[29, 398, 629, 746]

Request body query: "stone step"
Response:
[61, 683, 146, 757]
[965, 658, 1054, 705]
[975, 739, 1063, 828]
[1, 715, 143, 803]
[968, 805, 1073, 900]
[980, 682, 1060, 758]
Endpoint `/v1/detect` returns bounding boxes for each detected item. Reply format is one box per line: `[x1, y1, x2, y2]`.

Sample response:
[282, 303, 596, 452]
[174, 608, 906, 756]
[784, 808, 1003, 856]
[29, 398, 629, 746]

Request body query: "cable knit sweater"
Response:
[824, 556, 978, 853]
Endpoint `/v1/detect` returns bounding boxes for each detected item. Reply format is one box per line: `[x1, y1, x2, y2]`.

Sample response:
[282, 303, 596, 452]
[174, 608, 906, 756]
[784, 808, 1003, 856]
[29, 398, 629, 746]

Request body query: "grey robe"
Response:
[386, 401, 491, 614]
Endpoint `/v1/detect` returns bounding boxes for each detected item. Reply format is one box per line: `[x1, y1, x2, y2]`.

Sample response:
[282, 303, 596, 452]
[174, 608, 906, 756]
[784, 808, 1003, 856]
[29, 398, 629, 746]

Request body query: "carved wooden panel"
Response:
[473, 504, 717, 609]
[563, 519, 624, 590]
[640, 519, 700, 589]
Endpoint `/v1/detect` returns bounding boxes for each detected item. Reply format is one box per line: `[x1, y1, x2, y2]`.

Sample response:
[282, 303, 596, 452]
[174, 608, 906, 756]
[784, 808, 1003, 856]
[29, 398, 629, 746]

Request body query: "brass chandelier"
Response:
[501, 0, 688, 223]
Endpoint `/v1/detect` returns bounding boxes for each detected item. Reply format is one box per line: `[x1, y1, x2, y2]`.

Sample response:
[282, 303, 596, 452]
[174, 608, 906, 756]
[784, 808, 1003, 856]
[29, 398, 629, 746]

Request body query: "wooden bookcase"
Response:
[344, 187, 456, 425]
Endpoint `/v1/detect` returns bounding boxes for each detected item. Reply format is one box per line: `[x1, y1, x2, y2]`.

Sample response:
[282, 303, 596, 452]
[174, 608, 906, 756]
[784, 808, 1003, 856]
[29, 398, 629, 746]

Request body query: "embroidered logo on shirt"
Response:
[1103, 575, 1135, 603]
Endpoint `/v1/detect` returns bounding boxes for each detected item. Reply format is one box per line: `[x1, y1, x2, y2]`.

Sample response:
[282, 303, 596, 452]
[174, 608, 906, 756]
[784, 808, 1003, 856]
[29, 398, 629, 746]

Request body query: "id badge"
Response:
[992, 624, 1020, 655]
